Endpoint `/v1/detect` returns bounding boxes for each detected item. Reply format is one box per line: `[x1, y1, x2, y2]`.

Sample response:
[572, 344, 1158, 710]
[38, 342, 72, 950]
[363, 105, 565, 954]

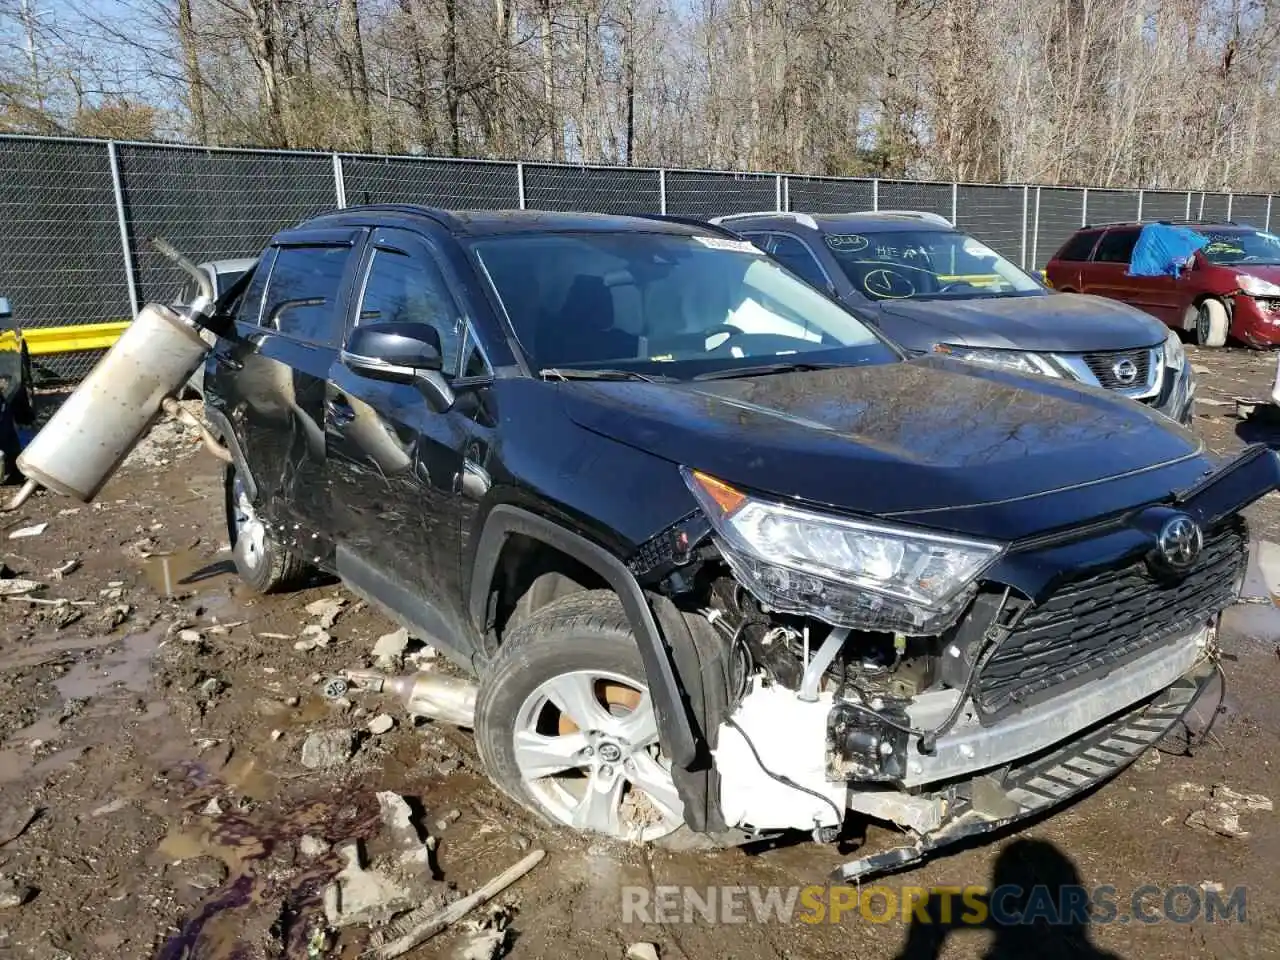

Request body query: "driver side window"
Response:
[358, 246, 462, 375]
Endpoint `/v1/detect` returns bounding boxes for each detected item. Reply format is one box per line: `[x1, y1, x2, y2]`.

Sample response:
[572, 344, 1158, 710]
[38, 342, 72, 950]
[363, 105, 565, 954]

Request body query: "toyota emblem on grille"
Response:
[1156, 514, 1203, 571]
[1112, 357, 1139, 385]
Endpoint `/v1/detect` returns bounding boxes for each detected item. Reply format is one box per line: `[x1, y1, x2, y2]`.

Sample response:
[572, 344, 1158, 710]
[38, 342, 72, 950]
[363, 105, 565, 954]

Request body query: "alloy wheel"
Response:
[512, 669, 684, 842]
[231, 472, 266, 571]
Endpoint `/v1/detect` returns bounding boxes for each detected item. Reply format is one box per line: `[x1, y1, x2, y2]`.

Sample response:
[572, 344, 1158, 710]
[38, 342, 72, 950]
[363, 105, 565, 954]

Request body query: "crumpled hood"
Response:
[560, 357, 1209, 540]
[1232, 264, 1280, 286]
[877, 293, 1168, 352]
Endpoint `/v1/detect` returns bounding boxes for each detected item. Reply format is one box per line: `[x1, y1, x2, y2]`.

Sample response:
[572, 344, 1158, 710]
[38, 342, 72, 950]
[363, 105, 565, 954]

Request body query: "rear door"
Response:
[206, 229, 361, 553]
[1046, 230, 1100, 291]
[1083, 227, 1156, 313]
[325, 226, 490, 661]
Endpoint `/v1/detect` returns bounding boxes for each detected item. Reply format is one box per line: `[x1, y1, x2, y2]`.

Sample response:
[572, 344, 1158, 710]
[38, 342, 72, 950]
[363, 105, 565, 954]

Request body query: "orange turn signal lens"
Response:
[690, 470, 747, 517]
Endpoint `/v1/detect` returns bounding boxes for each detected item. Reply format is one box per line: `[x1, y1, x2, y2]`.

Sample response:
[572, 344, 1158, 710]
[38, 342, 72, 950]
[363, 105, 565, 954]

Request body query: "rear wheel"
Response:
[224, 462, 310, 593]
[475, 591, 686, 843]
[1195, 298, 1229, 347]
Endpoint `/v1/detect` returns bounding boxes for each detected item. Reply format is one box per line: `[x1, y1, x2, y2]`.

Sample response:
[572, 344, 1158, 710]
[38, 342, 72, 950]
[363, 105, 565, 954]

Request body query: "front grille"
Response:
[1081, 348, 1152, 390]
[975, 520, 1246, 722]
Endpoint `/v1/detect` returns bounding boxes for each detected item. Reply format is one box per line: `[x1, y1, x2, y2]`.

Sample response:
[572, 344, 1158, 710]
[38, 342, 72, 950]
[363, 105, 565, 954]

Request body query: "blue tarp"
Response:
[1127, 223, 1208, 278]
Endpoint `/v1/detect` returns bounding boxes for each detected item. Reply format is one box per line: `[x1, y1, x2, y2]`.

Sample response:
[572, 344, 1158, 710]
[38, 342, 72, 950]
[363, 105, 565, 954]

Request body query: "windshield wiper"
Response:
[692, 361, 843, 381]
[539, 367, 670, 382]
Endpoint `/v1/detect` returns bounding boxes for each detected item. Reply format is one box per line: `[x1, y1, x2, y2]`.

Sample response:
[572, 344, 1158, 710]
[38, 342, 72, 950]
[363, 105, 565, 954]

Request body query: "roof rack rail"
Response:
[848, 209, 954, 228]
[632, 213, 745, 237]
[709, 211, 819, 230]
[1083, 219, 1240, 229]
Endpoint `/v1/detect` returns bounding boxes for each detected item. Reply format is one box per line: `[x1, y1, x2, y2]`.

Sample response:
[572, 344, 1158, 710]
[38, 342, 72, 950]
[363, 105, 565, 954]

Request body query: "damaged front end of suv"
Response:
[626, 436, 1277, 881]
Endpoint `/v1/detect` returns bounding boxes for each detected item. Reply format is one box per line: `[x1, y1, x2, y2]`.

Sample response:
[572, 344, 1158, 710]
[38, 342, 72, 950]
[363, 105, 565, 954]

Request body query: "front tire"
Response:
[224, 462, 310, 593]
[1196, 298, 1229, 347]
[475, 591, 686, 843]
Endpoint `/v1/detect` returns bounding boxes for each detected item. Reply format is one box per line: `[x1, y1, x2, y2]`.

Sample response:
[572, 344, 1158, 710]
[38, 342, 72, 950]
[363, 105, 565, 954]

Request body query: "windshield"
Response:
[472, 232, 896, 376]
[1196, 228, 1280, 266]
[824, 229, 1043, 301]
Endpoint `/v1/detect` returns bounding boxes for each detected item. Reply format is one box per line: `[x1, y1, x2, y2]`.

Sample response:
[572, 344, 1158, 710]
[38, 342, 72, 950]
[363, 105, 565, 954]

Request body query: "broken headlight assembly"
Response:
[683, 468, 1003, 633]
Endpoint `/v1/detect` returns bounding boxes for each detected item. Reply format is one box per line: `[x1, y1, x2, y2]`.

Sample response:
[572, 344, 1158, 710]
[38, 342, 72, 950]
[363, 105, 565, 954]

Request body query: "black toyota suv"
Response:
[201, 205, 1278, 880]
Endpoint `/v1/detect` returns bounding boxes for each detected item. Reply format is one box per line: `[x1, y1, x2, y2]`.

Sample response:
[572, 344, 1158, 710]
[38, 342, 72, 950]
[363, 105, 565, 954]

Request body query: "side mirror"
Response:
[0, 298, 11, 320]
[342, 321, 453, 411]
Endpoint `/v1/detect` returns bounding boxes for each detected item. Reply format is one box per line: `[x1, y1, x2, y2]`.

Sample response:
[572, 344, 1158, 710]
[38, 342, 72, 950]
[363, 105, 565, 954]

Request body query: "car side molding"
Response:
[468, 504, 699, 768]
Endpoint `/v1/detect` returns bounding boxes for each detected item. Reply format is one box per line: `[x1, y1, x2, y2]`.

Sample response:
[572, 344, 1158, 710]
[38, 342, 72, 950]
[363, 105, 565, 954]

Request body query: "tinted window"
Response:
[214, 269, 248, 297]
[357, 247, 461, 373]
[473, 232, 889, 377]
[1094, 229, 1140, 264]
[1056, 231, 1100, 262]
[768, 236, 829, 289]
[236, 251, 275, 325]
[262, 245, 349, 344]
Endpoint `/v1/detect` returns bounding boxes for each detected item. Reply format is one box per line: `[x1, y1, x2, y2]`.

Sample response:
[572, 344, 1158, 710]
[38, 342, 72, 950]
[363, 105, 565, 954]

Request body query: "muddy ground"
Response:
[0, 345, 1278, 960]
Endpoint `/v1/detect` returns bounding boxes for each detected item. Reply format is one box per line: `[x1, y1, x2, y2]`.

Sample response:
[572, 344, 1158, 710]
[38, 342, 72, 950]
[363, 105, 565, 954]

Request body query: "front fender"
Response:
[468, 503, 699, 769]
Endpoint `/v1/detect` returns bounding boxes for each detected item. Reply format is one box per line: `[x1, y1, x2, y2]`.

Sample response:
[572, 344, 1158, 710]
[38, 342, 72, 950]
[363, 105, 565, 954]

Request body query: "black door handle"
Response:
[326, 395, 356, 427]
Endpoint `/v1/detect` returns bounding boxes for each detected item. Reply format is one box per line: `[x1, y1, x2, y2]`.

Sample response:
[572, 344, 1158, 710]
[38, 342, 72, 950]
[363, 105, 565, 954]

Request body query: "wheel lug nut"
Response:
[600, 765, 613, 777]
[582, 746, 594, 757]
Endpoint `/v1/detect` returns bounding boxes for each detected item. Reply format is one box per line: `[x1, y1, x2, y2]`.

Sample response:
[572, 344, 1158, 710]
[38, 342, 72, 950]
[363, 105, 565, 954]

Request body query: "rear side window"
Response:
[768, 235, 830, 289]
[262, 245, 350, 344]
[1055, 231, 1101, 262]
[1093, 228, 1140, 264]
[236, 252, 274, 325]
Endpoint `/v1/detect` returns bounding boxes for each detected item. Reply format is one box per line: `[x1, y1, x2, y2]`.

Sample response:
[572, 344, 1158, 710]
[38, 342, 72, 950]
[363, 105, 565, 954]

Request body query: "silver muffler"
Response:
[5, 239, 220, 509]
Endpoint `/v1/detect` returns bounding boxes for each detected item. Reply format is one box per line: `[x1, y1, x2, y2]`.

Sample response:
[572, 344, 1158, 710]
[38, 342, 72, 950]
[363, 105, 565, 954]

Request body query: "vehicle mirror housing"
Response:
[342, 321, 453, 411]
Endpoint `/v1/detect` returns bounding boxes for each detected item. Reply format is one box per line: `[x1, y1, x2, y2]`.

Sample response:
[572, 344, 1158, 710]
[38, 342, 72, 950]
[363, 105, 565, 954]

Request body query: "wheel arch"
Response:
[468, 503, 698, 769]
[203, 406, 258, 501]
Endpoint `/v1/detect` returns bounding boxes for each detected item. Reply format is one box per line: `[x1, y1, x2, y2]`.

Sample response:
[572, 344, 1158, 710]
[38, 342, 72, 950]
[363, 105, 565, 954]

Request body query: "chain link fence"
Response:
[0, 133, 1269, 383]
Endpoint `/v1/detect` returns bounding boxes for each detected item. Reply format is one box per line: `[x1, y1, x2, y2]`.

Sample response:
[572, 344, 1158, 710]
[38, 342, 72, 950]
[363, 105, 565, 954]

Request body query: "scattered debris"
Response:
[368, 713, 396, 736]
[300, 729, 356, 770]
[199, 677, 224, 698]
[122, 536, 159, 561]
[306, 596, 347, 628]
[90, 798, 130, 818]
[306, 924, 332, 958]
[0, 579, 43, 597]
[626, 944, 660, 960]
[1201, 881, 1227, 896]
[1185, 784, 1273, 839]
[296, 628, 332, 652]
[299, 835, 331, 859]
[286, 696, 301, 707]
[95, 602, 132, 630]
[0, 807, 39, 847]
[372, 628, 410, 669]
[201, 797, 224, 817]
[321, 677, 350, 700]
[271, 729, 283, 741]
[0, 876, 32, 909]
[49, 559, 79, 580]
[454, 911, 512, 960]
[370, 850, 546, 959]
[259, 632, 294, 641]
[8, 522, 47, 540]
[178, 629, 203, 644]
[509, 833, 531, 852]
[323, 842, 420, 929]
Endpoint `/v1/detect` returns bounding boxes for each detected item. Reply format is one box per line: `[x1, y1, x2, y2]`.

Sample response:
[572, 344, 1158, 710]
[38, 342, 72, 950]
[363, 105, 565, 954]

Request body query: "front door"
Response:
[325, 226, 486, 663]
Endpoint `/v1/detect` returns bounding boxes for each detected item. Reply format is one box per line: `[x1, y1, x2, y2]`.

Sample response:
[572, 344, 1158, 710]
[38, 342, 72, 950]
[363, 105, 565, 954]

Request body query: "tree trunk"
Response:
[445, 0, 461, 155]
[176, 0, 208, 143]
[540, 0, 561, 159]
[338, 0, 373, 151]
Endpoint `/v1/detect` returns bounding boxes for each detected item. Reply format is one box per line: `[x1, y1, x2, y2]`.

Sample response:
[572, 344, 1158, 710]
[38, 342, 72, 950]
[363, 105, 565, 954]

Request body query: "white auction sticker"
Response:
[693, 236, 762, 254]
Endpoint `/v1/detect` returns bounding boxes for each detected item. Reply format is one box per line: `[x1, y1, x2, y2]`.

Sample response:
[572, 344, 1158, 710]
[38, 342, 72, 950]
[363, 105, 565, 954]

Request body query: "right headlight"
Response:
[933, 344, 1062, 378]
[684, 468, 1003, 634]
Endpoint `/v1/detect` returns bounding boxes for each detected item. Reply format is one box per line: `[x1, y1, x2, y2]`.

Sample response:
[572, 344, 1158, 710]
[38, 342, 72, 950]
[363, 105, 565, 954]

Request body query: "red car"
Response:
[1045, 221, 1280, 348]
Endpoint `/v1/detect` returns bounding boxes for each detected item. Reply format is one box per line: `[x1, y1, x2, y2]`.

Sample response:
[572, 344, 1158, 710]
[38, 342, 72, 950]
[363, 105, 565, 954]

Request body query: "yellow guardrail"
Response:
[22, 320, 130, 355]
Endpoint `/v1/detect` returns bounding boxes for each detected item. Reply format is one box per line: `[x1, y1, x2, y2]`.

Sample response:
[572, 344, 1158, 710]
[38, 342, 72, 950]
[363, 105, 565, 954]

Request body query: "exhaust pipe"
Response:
[3, 238, 222, 510]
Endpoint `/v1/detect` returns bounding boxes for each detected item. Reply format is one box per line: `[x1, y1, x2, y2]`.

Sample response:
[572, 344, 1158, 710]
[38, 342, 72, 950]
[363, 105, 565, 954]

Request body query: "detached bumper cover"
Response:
[831, 659, 1214, 883]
